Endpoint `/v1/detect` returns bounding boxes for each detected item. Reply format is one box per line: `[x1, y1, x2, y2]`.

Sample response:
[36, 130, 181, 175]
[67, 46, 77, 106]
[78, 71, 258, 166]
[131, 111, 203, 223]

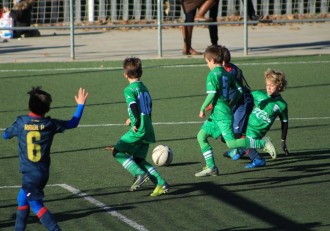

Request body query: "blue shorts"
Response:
[22, 171, 49, 201]
[233, 93, 254, 134]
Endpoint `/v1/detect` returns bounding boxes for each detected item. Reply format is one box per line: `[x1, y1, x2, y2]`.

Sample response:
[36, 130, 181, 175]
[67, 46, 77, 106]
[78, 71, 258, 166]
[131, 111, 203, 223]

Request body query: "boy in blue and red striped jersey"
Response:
[3, 87, 88, 231]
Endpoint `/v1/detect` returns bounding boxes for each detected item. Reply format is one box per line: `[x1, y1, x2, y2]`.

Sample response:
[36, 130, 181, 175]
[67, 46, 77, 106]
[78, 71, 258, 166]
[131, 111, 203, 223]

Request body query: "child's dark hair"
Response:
[204, 45, 223, 64]
[27, 87, 52, 115]
[123, 57, 143, 79]
[222, 46, 231, 64]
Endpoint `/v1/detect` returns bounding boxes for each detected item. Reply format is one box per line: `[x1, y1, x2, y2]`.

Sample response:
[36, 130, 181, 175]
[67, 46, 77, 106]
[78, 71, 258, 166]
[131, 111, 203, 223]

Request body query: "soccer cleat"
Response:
[232, 148, 246, 160]
[245, 158, 266, 169]
[224, 148, 245, 160]
[130, 174, 149, 191]
[223, 149, 237, 158]
[262, 137, 277, 159]
[150, 182, 170, 197]
[195, 166, 219, 177]
[232, 153, 241, 161]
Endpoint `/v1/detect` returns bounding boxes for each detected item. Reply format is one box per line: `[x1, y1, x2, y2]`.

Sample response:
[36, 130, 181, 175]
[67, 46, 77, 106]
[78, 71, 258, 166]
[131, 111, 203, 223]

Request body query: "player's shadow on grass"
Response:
[175, 182, 319, 231]
[1, 205, 136, 229]
[219, 149, 330, 190]
[270, 148, 330, 166]
[54, 205, 136, 223]
[168, 161, 200, 167]
[268, 149, 330, 175]
[217, 223, 322, 231]
[157, 136, 197, 142]
[52, 146, 110, 155]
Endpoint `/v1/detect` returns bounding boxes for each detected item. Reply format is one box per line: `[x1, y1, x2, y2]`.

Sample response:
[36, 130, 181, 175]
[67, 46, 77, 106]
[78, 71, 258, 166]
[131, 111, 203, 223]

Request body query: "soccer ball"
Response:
[152, 145, 173, 167]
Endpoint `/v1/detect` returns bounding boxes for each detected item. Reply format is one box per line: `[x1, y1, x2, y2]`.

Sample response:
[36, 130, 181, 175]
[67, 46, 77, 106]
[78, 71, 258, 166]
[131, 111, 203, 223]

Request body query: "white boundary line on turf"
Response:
[0, 184, 149, 231]
[59, 184, 149, 231]
[0, 60, 329, 72]
[163, 60, 330, 68]
[0, 117, 329, 130]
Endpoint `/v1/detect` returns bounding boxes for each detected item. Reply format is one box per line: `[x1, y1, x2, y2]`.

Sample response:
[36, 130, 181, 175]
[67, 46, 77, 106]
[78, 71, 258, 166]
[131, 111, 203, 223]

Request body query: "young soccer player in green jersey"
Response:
[105, 57, 169, 196]
[230, 68, 289, 168]
[195, 45, 277, 177]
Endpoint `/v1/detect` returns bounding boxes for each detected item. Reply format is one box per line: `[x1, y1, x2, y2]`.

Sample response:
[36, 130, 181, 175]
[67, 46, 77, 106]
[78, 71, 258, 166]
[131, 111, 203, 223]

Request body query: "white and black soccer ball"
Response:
[152, 145, 173, 167]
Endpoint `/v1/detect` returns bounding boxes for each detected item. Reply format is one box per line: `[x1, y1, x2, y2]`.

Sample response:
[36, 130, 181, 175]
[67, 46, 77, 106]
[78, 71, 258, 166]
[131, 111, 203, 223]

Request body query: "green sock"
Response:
[244, 137, 266, 149]
[147, 166, 165, 186]
[114, 152, 145, 176]
[226, 138, 266, 149]
[226, 138, 245, 149]
[136, 161, 156, 185]
[139, 160, 165, 186]
[197, 129, 215, 168]
[202, 148, 215, 169]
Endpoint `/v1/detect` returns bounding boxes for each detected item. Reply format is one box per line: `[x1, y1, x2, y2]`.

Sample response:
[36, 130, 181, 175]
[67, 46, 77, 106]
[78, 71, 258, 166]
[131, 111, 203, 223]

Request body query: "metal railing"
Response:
[2, 0, 329, 23]
[1, 0, 329, 59]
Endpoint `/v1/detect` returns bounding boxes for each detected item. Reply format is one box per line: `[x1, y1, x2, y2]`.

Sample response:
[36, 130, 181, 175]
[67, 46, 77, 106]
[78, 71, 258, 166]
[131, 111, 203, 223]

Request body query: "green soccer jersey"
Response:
[247, 90, 288, 138]
[123, 81, 155, 143]
[205, 66, 241, 121]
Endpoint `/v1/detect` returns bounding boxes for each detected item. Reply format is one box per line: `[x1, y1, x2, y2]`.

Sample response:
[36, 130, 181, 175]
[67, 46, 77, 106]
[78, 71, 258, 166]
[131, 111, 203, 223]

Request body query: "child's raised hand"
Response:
[75, 88, 88, 105]
[199, 110, 205, 118]
[125, 118, 131, 126]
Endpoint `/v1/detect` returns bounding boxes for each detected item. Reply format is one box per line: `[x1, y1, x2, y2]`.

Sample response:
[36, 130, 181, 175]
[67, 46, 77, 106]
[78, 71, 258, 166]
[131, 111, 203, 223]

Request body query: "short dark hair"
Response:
[204, 45, 223, 64]
[222, 46, 231, 64]
[27, 87, 52, 115]
[123, 57, 143, 79]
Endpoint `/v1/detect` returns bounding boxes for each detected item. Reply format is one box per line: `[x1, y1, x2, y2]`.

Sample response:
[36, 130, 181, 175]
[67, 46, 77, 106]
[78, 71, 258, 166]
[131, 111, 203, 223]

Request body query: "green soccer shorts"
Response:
[202, 118, 235, 141]
[114, 130, 150, 159]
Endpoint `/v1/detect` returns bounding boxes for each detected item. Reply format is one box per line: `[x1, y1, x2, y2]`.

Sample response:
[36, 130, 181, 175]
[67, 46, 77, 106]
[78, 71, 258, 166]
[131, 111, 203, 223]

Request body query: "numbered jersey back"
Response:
[123, 81, 155, 143]
[4, 115, 67, 172]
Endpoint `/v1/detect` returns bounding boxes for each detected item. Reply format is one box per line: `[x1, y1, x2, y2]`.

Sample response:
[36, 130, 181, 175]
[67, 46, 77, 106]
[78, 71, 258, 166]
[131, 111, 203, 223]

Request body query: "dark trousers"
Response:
[243, 0, 256, 17]
[185, 0, 219, 46]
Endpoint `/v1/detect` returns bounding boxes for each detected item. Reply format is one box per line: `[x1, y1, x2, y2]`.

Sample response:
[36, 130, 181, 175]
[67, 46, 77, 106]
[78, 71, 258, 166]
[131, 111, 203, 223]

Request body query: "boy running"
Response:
[105, 57, 169, 196]
[3, 87, 88, 230]
[196, 45, 276, 177]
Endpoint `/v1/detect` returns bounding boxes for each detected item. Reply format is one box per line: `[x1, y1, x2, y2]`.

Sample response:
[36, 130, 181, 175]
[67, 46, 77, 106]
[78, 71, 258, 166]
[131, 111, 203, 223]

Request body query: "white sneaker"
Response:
[195, 166, 219, 177]
[262, 137, 277, 159]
